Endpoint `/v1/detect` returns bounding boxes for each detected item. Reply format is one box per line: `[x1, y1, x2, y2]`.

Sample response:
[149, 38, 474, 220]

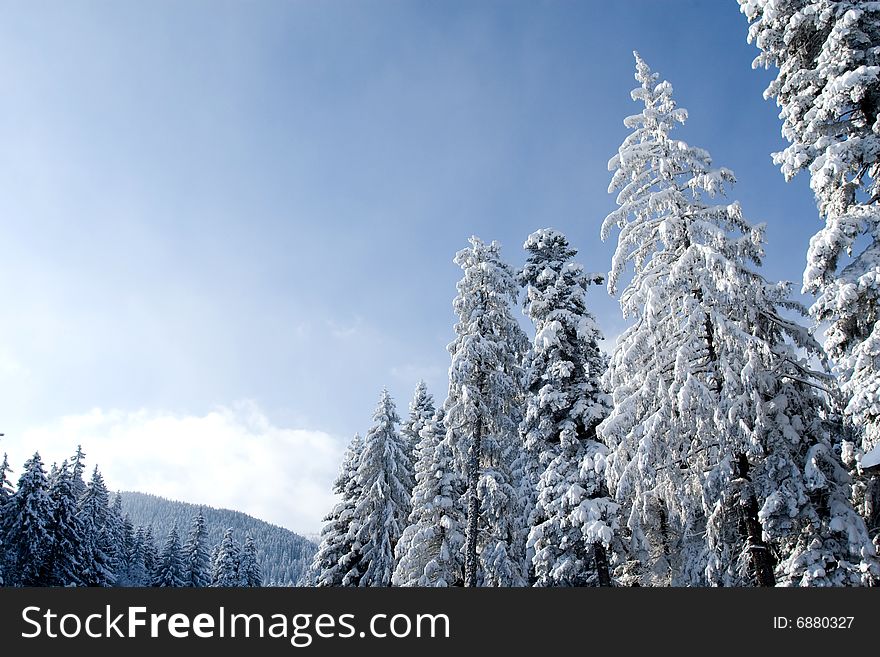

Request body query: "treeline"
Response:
[120, 491, 315, 586]
[0, 446, 263, 587]
[309, 47, 880, 587]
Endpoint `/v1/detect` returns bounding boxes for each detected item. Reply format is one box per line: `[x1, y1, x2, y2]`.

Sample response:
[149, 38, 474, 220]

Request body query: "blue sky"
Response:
[0, 0, 819, 533]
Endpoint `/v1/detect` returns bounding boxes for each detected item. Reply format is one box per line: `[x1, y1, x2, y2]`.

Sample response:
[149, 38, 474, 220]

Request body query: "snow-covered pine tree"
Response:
[127, 526, 148, 586]
[70, 445, 87, 501]
[739, 0, 880, 544]
[393, 408, 466, 586]
[310, 433, 364, 587]
[445, 236, 530, 587]
[0, 452, 11, 586]
[346, 389, 411, 587]
[601, 52, 878, 586]
[601, 51, 750, 584]
[238, 535, 262, 587]
[2, 452, 52, 586]
[182, 509, 211, 587]
[106, 493, 126, 583]
[77, 466, 114, 586]
[400, 381, 435, 480]
[45, 461, 84, 586]
[143, 525, 159, 584]
[114, 514, 136, 586]
[211, 528, 241, 587]
[154, 526, 185, 587]
[518, 228, 617, 586]
[0, 453, 13, 506]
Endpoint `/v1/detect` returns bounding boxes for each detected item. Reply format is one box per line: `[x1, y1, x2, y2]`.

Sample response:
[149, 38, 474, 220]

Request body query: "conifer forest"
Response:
[310, 2, 880, 588]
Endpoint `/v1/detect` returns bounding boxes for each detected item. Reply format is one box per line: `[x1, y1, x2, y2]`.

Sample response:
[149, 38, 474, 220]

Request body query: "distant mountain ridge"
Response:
[118, 491, 316, 586]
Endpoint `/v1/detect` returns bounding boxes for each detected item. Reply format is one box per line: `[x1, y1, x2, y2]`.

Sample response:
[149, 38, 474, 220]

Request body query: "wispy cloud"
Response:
[11, 401, 344, 536]
[325, 316, 365, 340]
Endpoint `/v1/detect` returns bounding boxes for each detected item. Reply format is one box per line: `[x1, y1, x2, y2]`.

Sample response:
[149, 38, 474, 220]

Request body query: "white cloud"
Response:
[325, 315, 364, 339]
[10, 401, 344, 536]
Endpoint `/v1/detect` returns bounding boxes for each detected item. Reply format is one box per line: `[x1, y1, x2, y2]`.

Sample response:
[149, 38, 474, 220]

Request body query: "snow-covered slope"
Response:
[119, 491, 316, 586]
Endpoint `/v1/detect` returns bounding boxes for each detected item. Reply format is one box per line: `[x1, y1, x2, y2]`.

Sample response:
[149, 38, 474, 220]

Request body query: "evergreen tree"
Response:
[45, 461, 84, 586]
[127, 526, 149, 587]
[238, 535, 262, 587]
[69, 445, 87, 501]
[740, 0, 880, 544]
[600, 52, 878, 586]
[400, 381, 435, 480]
[211, 528, 241, 587]
[2, 452, 53, 586]
[310, 434, 364, 587]
[182, 509, 211, 587]
[346, 389, 411, 586]
[114, 514, 136, 586]
[0, 453, 12, 506]
[393, 408, 466, 586]
[519, 228, 617, 586]
[0, 452, 11, 586]
[106, 493, 126, 583]
[77, 467, 114, 586]
[445, 236, 529, 586]
[142, 525, 159, 584]
[153, 526, 185, 587]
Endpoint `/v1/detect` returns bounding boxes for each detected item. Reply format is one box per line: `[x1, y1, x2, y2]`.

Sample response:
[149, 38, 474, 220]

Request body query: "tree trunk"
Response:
[736, 453, 775, 587]
[863, 471, 879, 586]
[658, 502, 671, 567]
[592, 479, 613, 587]
[693, 286, 721, 395]
[593, 543, 612, 587]
[464, 418, 482, 587]
[866, 473, 879, 541]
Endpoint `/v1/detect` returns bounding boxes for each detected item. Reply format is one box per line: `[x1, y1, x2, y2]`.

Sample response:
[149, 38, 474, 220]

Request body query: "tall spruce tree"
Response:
[182, 509, 211, 587]
[0, 453, 13, 506]
[142, 525, 159, 584]
[127, 526, 149, 586]
[238, 535, 263, 587]
[519, 228, 617, 586]
[0, 452, 11, 586]
[45, 461, 84, 586]
[2, 452, 52, 586]
[211, 528, 241, 587]
[154, 526, 185, 587]
[106, 493, 126, 583]
[114, 514, 137, 586]
[77, 467, 114, 586]
[70, 445, 87, 501]
[393, 408, 466, 586]
[401, 382, 435, 478]
[346, 389, 411, 587]
[740, 0, 880, 548]
[310, 434, 364, 587]
[445, 236, 529, 586]
[600, 52, 878, 586]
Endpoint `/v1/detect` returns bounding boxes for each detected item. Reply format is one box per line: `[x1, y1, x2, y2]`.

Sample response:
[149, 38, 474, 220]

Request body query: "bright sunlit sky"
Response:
[0, 0, 819, 534]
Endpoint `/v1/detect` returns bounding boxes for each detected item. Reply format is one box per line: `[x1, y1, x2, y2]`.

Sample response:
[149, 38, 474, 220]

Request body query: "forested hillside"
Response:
[120, 492, 315, 586]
